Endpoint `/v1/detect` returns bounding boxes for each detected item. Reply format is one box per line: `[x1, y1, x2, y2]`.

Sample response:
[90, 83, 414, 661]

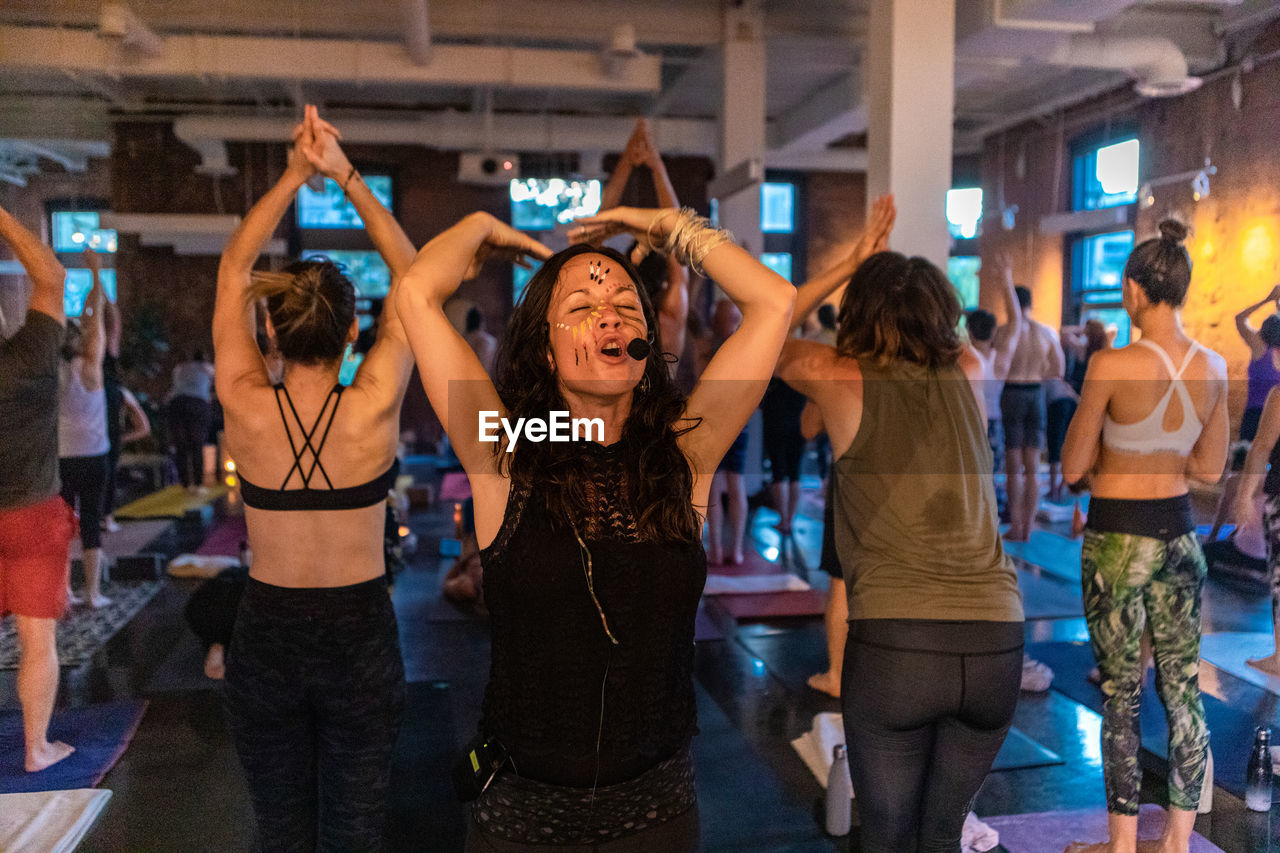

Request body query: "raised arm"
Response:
[1235, 387, 1280, 524]
[990, 253, 1022, 355]
[570, 206, 795, 478]
[0, 204, 65, 325]
[790, 195, 894, 332]
[215, 117, 316, 401]
[104, 295, 121, 358]
[1043, 325, 1066, 380]
[395, 213, 551, 478]
[598, 120, 647, 211]
[635, 123, 691, 360]
[78, 249, 107, 392]
[299, 106, 417, 407]
[1235, 285, 1280, 360]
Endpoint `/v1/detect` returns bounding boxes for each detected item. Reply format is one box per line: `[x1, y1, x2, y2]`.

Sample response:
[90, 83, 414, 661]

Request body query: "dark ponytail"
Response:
[1123, 218, 1192, 307]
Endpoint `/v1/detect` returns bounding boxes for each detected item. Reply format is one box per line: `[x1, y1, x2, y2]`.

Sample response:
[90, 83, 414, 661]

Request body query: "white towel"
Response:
[790, 712, 852, 792]
[0, 789, 112, 853]
[166, 554, 239, 578]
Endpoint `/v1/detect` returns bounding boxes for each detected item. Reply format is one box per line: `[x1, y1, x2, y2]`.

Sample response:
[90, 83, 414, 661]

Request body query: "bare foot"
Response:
[1247, 653, 1280, 676]
[707, 550, 724, 567]
[204, 643, 226, 680]
[729, 551, 745, 565]
[1003, 530, 1029, 543]
[26, 740, 75, 772]
[67, 589, 85, 607]
[807, 671, 841, 698]
[89, 593, 113, 609]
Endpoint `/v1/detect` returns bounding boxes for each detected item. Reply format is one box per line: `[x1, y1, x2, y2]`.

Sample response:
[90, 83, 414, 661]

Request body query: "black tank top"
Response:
[478, 439, 707, 787]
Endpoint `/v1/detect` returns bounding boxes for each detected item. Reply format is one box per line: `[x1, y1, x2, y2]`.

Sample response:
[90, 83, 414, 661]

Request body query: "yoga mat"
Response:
[710, 589, 827, 621]
[990, 727, 1064, 772]
[1016, 567, 1083, 620]
[694, 602, 724, 642]
[704, 573, 810, 595]
[1002, 529, 1082, 583]
[692, 685, 821, 851]
[194, 515, 248, 557]
[1029, 639, 1264, 801]
[0, 788, 112, 853]
[982, 805, 1222, 852]
[113, 484, 228, 520]
[438, 471, 472, 502]
[0, 700, 148, 793]
[0, 581, 163, 670]
[735, 624, 837, 699]
[1200, 632, 1280, 695]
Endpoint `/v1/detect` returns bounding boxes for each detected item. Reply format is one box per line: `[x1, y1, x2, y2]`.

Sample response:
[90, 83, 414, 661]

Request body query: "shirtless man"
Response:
[968, 255, 1021, 520]
[1001, 285, 1065, 541]
[0, 204, 77, 772]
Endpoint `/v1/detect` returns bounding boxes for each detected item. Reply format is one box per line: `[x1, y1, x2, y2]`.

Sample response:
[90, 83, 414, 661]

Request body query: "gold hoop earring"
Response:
[639, 372, 650, 394]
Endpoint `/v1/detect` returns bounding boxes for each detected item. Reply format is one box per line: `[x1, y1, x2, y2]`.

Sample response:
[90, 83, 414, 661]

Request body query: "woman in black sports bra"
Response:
[213, 107, 418, 853]
[395, 206, 794, 851]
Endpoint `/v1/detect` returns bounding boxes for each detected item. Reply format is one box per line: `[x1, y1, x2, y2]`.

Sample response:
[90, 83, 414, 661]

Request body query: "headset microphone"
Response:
[626, 338, 651, 360]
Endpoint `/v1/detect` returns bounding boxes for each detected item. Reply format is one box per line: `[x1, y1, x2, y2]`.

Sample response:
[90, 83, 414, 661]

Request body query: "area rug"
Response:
[0, 701, 148, 793]
[0, 581, 163, 670]
[0, 788, 112, 853]
[113, 484, 228, 520]
[982, 805, 1222, 852]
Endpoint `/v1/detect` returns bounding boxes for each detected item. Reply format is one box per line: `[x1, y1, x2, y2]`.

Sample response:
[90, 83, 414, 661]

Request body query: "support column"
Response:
[717, 0, 765, 258]
[866, 0, 955, 266]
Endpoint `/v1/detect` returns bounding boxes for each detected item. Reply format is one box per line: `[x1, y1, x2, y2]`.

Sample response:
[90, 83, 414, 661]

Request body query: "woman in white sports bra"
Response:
[1061, 219, 1228, 853]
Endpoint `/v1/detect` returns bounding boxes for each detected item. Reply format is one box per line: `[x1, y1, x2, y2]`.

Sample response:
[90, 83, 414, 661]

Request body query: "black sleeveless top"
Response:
[478, 439, 707, 787]
[239, 384, 398, 511]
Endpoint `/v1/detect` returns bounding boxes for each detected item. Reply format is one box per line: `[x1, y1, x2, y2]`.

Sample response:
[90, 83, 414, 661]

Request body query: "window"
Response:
[760, 183, 795, 233]
[510, 179, 601, 231]
[1070, 230, 1133, 345]
[296, 175, 393, 228]
[299, 250, 391, 299]
[1073, 138, 1139, 211]
[945, 188, 983, 240]
[64, 268, 117, 318]
[51, 210, 117, 253]
[946, 256, 981, 310]
[760, 252, 792, 282]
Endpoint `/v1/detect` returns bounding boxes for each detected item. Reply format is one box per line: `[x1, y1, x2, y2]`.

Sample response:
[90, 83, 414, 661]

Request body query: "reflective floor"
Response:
[3, 470, 1279, 851]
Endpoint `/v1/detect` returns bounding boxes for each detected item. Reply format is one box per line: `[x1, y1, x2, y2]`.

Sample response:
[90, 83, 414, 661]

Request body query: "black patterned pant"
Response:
[225, 576, 405, 853]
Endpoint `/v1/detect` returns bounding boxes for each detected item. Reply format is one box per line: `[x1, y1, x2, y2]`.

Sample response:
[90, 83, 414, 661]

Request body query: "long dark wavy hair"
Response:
[493, 243, 701, 542]
[837, 251, 963, 368]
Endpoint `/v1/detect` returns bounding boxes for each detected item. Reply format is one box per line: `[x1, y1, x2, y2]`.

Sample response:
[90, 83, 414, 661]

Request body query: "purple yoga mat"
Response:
[983, 805, 1223, 852]
[0, 700, 149, 793]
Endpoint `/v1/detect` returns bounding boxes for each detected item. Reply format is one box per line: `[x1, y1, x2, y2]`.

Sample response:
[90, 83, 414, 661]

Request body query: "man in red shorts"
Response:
[0, 204, 76, 771]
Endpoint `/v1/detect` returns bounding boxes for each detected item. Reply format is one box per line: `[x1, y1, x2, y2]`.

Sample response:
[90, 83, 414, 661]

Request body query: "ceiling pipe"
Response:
[1045, 33, 1201, 97]
[401, 0, 432, 66]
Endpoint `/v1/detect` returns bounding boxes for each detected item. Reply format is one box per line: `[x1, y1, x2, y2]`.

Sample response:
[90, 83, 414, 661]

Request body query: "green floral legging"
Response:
[1081, 529, 1209, 815]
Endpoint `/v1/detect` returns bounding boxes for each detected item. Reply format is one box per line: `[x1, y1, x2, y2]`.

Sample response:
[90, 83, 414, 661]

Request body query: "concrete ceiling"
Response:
[0, 0, 1275, 181]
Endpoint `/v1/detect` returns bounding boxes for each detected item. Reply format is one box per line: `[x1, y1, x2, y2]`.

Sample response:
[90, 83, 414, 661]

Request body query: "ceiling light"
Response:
[1191, 171, 1210, 202]
[1138, 183, 1154, 209]
[1134, 77, 1203, 98]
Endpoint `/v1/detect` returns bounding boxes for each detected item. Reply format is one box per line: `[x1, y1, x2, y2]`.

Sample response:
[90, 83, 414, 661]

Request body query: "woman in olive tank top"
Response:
[777, 208, 1024, 852]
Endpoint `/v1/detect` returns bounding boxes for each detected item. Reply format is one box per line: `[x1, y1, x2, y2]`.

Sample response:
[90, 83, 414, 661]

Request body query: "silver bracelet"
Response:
[661, 208, 733, 276]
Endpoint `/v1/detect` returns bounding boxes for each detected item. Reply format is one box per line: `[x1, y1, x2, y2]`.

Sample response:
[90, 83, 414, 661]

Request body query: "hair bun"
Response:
[1157, 219, 1188, 245]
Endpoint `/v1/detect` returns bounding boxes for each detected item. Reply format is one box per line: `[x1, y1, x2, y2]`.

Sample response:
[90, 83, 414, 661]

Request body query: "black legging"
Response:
[184, 565, 248, 650]
[59, 454, 108, 550]
[224, 576, 405, 853]
[841, 619, 1022, 853]
[168, 395, 211, 488]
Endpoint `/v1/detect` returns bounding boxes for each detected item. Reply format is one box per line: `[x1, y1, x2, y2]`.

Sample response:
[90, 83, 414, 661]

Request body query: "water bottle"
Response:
[825, 744, 852, 836]
[1246, 726, 1273, 812]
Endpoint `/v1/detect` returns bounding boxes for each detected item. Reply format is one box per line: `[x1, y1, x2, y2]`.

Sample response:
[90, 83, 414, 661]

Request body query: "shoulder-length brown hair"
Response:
[836, 251, 963, 369]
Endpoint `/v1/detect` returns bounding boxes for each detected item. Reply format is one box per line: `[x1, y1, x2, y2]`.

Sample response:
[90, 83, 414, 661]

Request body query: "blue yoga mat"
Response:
[0, 700, 148, 793]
